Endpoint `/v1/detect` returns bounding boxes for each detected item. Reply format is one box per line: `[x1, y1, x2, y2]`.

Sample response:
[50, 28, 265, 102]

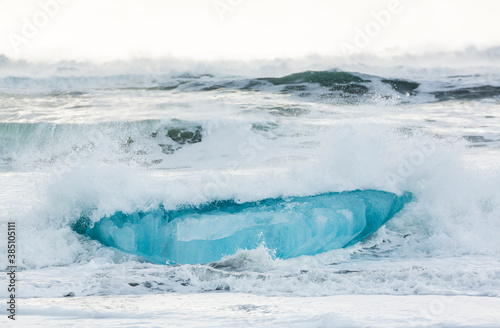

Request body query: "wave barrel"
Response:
[73, 190, 413, 264]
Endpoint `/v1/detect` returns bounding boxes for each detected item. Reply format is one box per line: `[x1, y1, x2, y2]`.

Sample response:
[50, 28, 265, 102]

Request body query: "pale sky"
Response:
[0, 0, 499, 63]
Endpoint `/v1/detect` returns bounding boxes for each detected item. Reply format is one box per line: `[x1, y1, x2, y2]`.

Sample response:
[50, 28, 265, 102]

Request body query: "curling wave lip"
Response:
[73, 190, 413, 265]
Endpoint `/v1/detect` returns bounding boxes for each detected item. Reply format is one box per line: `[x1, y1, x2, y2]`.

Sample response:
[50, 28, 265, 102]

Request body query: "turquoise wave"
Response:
[73, 190, 413, 265]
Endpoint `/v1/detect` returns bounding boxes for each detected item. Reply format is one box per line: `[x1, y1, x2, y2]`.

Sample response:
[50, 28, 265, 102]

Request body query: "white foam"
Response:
[0, 67, 499, 302]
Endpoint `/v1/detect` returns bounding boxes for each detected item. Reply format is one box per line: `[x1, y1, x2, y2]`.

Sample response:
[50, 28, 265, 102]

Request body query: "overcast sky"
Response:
[0, 0, 499, 63]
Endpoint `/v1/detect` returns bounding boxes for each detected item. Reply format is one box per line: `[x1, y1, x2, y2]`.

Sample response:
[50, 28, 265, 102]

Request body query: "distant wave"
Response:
[1, 68, 499, 103]
[0, 120, 203, 169]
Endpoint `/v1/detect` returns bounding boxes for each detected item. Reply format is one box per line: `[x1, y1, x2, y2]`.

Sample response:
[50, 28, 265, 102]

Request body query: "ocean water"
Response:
[1, 61, 500, 326]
